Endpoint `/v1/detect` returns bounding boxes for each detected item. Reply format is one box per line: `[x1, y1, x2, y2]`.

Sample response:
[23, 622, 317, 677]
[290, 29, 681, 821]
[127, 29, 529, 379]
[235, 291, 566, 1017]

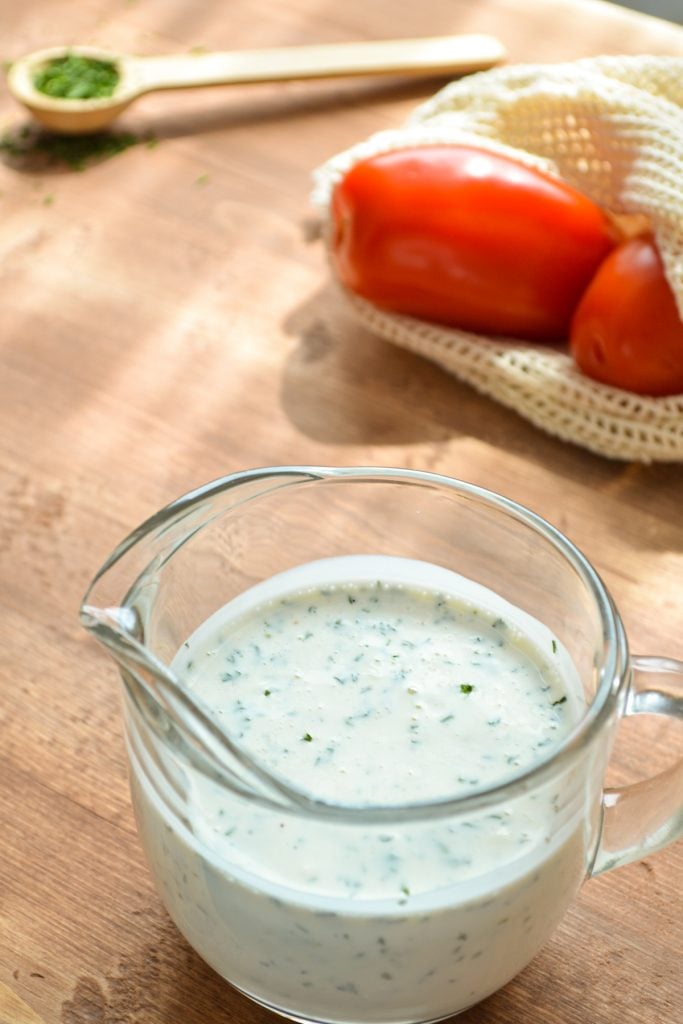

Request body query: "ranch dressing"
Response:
[129, 557, 589, 1023]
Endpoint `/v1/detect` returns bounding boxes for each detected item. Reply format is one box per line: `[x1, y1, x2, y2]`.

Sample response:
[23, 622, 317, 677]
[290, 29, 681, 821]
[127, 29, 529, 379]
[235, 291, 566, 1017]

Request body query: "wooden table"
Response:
[1, 2, 681, 1022]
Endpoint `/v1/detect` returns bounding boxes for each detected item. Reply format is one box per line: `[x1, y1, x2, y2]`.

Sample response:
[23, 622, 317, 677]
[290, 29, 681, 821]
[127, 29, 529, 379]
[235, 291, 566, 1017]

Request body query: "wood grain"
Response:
[1, 2, 681, 1023]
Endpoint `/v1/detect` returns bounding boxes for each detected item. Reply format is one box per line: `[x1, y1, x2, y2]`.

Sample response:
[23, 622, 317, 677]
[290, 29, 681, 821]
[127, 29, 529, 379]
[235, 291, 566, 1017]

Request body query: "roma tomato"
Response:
[570, 235, 683, 397]
[330, 145, 617, 341]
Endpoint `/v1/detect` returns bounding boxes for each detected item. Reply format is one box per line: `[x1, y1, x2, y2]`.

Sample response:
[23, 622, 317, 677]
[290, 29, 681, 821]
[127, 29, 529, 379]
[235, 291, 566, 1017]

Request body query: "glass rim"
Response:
[85, 465, 629, 822]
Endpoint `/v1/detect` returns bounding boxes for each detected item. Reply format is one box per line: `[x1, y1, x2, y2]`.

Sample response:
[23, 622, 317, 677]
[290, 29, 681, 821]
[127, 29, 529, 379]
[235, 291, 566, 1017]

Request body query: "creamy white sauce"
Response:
[128, 557, 590, 1023]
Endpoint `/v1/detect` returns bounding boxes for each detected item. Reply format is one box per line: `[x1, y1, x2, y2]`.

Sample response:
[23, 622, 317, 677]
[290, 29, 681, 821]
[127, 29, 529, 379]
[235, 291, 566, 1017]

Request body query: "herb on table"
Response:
[33, 54, 120, 100]
[0, 124, 147, 170]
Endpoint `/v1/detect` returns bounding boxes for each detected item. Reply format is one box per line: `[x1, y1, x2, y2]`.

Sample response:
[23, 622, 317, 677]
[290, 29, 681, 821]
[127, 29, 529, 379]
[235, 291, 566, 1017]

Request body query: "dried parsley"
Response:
[0, 124, 147, 170]
[460, 683, 474, 694]
[33, 54, 119, 100]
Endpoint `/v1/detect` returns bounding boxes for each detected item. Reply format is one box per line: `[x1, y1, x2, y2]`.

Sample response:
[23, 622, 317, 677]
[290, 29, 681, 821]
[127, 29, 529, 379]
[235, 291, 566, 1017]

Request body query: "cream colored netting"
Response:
[312, 56, 683, 462]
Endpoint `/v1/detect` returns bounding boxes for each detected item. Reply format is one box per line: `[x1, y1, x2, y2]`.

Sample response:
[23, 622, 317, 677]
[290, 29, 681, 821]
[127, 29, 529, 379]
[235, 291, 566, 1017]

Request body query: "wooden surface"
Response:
[1, 2, 682, 1022]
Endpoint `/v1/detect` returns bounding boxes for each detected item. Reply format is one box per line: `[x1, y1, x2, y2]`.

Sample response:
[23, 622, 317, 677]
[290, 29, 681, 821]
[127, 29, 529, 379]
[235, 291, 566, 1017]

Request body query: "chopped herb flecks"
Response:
[175, 572, 579, 936]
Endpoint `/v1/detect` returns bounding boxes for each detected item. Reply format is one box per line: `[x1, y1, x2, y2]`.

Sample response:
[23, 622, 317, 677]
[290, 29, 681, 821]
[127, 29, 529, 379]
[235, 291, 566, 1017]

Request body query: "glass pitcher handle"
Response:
[591, 655, 683, 876]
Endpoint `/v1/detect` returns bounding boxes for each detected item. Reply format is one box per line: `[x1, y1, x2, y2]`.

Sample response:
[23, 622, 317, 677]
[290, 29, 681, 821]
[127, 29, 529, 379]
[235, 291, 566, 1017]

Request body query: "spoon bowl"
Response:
[7, 46, 141, 134]
[6, 35, 506, 135]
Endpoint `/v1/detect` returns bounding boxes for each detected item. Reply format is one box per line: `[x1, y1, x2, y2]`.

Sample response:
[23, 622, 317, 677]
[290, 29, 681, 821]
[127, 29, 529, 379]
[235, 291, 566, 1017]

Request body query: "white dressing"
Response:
[129, 556, 588, 1023]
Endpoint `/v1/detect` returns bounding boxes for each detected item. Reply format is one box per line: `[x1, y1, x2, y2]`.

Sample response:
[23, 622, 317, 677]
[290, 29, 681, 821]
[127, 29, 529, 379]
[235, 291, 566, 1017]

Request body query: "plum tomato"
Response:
[570, 235, 683, 397]
[330, 145, 617, 342]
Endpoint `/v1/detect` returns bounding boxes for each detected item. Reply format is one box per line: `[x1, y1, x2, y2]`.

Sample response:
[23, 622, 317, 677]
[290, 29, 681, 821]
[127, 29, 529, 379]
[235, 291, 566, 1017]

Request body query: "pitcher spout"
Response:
[79, 468, 387, 817]
[80, 602, 157, 678]
[80, 603, 315, 815]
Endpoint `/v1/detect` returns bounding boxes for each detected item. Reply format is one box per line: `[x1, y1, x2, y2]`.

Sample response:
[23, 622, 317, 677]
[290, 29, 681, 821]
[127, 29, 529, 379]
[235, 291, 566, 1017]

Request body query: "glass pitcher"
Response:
[80, 466, 682, 1024]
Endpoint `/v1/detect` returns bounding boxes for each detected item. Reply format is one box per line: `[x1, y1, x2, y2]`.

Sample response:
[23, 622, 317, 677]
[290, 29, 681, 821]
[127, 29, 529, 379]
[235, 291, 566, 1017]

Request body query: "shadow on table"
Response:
[280, 283, 683, 534]
[136, 71, 453, 141]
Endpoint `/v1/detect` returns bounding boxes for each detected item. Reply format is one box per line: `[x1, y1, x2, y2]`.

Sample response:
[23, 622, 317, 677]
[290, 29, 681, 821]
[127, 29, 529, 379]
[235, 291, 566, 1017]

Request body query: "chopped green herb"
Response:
[460, 683, 474, 694]
[263, 689, 271, 696]
[302, 732, 313, 742]
[33, 54, 120, 100]
[551, 639, 557, 654]
[0, 124, 143, 170]
[552, 695, 567, 706]
[194, 172, 210, 186]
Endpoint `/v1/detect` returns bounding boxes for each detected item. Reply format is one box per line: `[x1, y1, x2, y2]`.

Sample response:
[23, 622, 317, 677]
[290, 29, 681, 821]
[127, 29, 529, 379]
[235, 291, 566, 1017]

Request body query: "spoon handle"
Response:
[132, 34, 505, 93]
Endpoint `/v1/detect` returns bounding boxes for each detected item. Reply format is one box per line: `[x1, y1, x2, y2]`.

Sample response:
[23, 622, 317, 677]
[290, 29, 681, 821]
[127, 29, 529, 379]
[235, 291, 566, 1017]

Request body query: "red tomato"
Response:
[330, 145, 617, 342]
[570, 235, 683, 397]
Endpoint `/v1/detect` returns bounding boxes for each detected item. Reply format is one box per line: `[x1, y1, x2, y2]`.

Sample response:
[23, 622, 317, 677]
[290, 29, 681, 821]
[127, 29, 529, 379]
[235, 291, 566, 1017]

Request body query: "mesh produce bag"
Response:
[312, 56, 683, 462]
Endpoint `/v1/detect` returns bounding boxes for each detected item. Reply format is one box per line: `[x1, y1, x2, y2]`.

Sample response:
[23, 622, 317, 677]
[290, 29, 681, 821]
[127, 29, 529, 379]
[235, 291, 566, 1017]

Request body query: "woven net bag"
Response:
[312, 56, 683, 462]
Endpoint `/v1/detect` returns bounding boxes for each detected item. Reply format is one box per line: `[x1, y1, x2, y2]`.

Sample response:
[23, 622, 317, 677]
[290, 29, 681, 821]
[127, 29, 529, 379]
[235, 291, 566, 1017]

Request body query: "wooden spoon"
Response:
[6, 36, 506, 135]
